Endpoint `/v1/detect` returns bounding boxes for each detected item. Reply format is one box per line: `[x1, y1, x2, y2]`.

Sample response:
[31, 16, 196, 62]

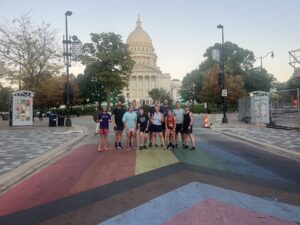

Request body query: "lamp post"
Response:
[192, 83, 195, 110]
[257, 51, 274, 70]
[217, 24, 228, 123]
[63, 11, 72, 127]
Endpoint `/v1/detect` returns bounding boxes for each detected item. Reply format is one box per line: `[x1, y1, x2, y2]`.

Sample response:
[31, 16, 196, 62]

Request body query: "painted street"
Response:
[0, 116, 299, 225]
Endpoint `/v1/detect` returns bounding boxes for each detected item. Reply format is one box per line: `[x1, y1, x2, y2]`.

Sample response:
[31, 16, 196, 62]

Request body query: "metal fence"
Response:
[269, 88, 300, 128]
[238, 97, 251, 123]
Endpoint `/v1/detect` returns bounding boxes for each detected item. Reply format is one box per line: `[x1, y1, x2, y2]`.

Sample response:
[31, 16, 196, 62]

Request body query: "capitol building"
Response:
[123, 16, 181, 105]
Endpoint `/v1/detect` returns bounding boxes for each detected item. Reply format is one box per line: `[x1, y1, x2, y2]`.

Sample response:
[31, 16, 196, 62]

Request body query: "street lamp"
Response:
[63, 11, 72, 127]
[192, 83, 196, 110]
[217, 24, 228, 123]
[257, 51, 274, 70]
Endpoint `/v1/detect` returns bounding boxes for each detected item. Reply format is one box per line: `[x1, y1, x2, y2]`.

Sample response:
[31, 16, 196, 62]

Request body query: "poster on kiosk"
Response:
[11, 91, 35, 126]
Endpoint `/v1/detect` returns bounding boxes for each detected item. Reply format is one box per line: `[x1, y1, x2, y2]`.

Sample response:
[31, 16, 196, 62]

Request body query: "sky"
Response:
[1, 0, 300, 82]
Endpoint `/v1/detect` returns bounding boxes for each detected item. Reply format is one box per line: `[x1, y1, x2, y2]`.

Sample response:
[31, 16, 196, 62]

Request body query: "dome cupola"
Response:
[126, 16, 153, 49]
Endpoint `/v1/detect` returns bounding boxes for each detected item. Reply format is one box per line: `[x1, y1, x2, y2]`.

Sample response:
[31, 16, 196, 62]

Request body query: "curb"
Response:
[216, 130, 300, 161]
[0, 126, 89, 193]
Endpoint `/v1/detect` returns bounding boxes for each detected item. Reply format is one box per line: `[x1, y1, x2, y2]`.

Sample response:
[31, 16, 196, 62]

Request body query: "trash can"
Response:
[57, 115, 65, 126]
[49, 114, 57, 127]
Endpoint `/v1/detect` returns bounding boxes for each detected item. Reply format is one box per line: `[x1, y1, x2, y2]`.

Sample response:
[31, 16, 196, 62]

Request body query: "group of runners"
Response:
[95, 99, 196, 152]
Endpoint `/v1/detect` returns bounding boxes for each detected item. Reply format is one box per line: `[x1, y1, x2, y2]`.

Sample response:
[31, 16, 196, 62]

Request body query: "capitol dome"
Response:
[126, 16, 153, 49]
[123, 16, 177, 106]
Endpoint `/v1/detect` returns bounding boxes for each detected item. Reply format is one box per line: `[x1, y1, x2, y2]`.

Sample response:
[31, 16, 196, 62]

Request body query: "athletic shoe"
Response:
[190, 146, 196, 151]
[118, 142, 123, 150]
[139, 146, 143, 150]
[149, 143, 152, 148]
[143, 145, 148, 149]
[167, 145, 171, 150]
[155, 144, 159, 148]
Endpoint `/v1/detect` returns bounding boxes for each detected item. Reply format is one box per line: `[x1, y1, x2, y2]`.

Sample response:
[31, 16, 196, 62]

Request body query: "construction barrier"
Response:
[204, 114, 210, 128]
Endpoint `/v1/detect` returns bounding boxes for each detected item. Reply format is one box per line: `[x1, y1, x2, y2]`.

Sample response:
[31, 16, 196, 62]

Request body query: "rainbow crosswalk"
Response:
[0, 142, 299, 225]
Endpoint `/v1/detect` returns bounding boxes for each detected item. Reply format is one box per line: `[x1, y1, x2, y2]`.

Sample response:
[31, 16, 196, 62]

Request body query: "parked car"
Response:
[34, 111, 46, 117]
[46, 111, 52, 117]
[1, 112, 8, 120]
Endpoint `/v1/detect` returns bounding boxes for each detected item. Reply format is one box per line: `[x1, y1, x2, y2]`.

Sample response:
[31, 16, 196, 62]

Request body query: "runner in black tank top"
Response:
[182, 105, 196, 150]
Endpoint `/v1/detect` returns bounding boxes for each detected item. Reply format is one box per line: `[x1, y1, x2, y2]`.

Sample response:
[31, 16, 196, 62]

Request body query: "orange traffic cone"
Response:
[204, 114, 210, 128]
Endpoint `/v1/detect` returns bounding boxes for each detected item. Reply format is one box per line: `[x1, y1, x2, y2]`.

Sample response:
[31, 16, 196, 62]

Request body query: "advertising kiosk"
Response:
[9, 91, 35, 126]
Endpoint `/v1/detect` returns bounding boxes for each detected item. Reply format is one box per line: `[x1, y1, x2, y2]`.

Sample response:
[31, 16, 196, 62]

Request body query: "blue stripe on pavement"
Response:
[99, 182, 300, 225]
[197, 140, 290, 183]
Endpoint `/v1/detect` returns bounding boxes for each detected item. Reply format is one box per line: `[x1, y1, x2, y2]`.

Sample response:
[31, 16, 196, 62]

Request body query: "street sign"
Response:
[222, 89, 227, 97]
[212, 49, 220, 62]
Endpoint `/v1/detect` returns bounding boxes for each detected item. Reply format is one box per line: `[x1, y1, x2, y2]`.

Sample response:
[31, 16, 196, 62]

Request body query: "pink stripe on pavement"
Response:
[163, 199, 298, 225]
[67, 148, 136, 195]
[0, 144, 98, 216]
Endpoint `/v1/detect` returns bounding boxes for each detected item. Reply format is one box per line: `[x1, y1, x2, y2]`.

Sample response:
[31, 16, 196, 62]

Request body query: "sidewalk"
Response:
[203, 113, 300, 160]
[0, 118, 88, 192]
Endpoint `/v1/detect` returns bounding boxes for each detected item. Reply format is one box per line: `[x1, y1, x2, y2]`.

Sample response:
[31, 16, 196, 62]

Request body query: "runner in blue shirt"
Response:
[122, 105, 137, 150]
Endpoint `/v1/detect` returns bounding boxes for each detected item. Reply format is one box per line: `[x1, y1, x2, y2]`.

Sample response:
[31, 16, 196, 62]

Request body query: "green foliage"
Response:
[242, 68, 275, 92]
[148, 88, 172, 102]
[34, 74, 81, 109]
[204, 42, 255, 75]
[180, 69, 204, 102]
[80, 32, 134, 108]
[76, 73, 106, 105]
[0, 84, 11, 111]
[286, 75, 300, 89]
[180, 41, 275, 107]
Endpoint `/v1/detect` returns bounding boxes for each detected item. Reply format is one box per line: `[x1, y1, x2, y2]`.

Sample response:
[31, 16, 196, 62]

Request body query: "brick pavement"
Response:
[0, 119, 83, 176]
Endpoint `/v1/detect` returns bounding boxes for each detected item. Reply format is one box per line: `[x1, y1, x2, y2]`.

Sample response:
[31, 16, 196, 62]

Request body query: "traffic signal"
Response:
[63, 82, 73, 105]
[218, 72, 225, 87]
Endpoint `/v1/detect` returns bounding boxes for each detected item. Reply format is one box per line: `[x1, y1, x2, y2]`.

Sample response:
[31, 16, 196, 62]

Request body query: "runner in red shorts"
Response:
[165, 110, 176, 150]
[98, 106, 111, 152]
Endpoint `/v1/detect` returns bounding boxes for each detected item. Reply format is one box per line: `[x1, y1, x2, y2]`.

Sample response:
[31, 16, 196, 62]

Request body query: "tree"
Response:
[286, 75, 300, 89]
[180, 41, 255, 102]
[203, 42, 255, 75]
[243, 68, 276, 92]
[76, 73, 106, 105]
[80, 32, 134, 108]
[0, 84, 11, 111]
[181, 41, 274, 106]
[200, 69, 247, 108]
[148, 88, 172, 103]
[34, 74, 81, 109]
[180, 69, 204, 102]
[0, 13, 61, 90]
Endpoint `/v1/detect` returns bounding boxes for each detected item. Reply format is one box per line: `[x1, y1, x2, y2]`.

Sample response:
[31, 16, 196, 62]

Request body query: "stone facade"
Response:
[124, 17, 180, 105]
